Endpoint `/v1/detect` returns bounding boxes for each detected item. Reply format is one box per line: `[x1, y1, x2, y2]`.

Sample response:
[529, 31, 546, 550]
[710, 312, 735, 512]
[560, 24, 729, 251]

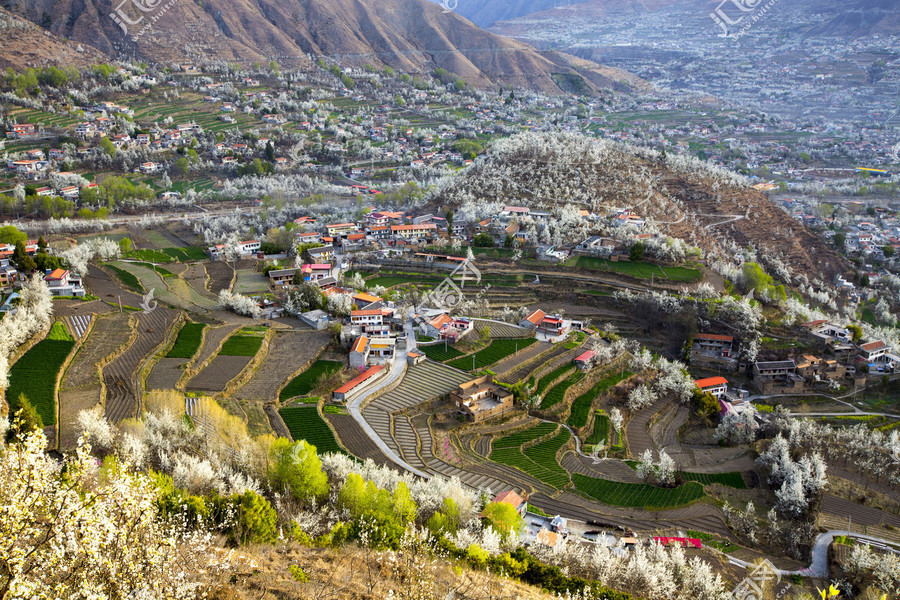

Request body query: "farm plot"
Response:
[573, 473, 705, 508]
[205, 261, 234, 294]
[325, 412, 394, 466]
[187, 356, 254, 393]
[147, 358, 188, 390]
[568, 257, 702, 283]
[679, 471, 747, 489]
[539, 371, 585, 410]
[472, 320, 530, 338]
[536, 364, 576, 396]
[219, 331, 265, 356]
[418, 343, 463, 362]
[182, 263, 217, 300]
[278, 406, 346, 456]
[568, 371, 634, 429]
[586, 412, 610, 446]
[103, 263, 143, 293]
[104, 308, 177, 423]
[8, 322, 75, 427]
[447, 337, 537, 371]
[279, 359, 343, 402]
[489, 424, 571, 489]
[234, 269, 268, 295]
[234, 330, 330, 403]
[166, 322, 206, 359]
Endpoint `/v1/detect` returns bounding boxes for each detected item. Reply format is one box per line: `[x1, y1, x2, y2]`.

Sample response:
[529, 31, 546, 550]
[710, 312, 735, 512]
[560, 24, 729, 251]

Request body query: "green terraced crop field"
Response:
[679, 471, 746, 489]
[278, 406, 346, 455]
[447, 337, 536, 371]
[219, 332, 265, 357]
[573, 474, 705, 508]
[536, 364, 576, 396]
[418, 343, 464, 362]
[586, 412, 609, 445]
[166, 322, 206, 359]
[539, 371, 585, 410]
[7, 322, 75, 426]
[104, 263, 143, 293]
[490, 423, 571, 489]
[279, 360, 343, 401]
[567, 371, 634, 428]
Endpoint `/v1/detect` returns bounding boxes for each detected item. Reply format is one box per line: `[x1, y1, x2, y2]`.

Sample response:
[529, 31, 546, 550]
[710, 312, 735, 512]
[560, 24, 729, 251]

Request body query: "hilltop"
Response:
[435, 132, 848, 284]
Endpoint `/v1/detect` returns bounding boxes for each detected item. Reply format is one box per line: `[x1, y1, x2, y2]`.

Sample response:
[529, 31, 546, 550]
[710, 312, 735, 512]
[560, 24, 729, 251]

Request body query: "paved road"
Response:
[345, 318, 432, 478]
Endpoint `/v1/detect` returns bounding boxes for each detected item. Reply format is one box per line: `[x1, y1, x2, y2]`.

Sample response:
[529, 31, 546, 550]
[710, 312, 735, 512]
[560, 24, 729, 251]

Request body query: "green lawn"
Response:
[279, 360, 343, 401]
[104, 263, 143, 293]
[490, 423, 571, 489]
[166, 322, 206, 359]
[447, 337, 537, 371]
[278, 406, 346, 455]
[219, 332, 265, 357]
[7, 322, 75, 426]
[573, 473, 705, 508]
[418, 343, 464, 362]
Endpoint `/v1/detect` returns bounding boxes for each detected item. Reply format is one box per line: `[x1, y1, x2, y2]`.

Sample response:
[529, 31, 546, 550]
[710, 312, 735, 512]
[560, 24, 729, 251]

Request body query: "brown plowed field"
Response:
[187, 355, 253, 392]
[194, 324, 242, 366]
[84, 264, 144, 305]
[147, 357, 189, 390]
[233, 330, 330, 403]
[325, 412, 394, 467]
[205, 261, 235, 294]
[103, 308, 177, 423]
[183, 263, 217, 300]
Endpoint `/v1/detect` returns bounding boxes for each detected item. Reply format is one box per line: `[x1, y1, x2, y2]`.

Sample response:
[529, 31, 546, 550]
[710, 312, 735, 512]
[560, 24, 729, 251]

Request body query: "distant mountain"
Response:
[808, 0, 900, 37]
[0, 0, 640, 95]
[0, 8, 107, 70]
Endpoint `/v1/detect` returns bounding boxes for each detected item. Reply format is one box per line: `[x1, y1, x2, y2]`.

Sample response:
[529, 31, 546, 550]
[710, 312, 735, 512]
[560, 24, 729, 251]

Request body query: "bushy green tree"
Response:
[481, 501, 524, 541]
[269, 439, 329, 505]
[213, 490, 277, 546]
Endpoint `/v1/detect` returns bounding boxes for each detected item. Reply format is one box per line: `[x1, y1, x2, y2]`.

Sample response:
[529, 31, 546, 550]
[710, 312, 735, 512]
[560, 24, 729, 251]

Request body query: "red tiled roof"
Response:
[334, 365, 384, 395]
[351, 310, 382, 317]
[695, 333, 733, 343]
[493, 490, 524, 507]
[860, 340, 888, 352]
[524, 309, 545, 325]
[350, 336, 368, 354]
[575, 351, 595, 363]
[695, 376, 728, 389]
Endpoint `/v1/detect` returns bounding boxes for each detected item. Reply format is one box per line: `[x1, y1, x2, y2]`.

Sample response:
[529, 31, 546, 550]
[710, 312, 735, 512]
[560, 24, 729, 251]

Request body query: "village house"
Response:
[391, 223, 437, 240]
[349, 336, 370, 369]
[450, 375, 514, 423]
[333, 365, 385, 401]
[692, 334, 734, 359]
[518, 309, 546, 331]
[536, 314, 570, 340]
[574, 350, 595, 371]
[268, 268, 297, 287]
[43, 268, 85, 297]
[751, 360, 804, 394]
[858, 340, 889, 364]
[301, 264, 332, 282]
[695, 376, 729, 400]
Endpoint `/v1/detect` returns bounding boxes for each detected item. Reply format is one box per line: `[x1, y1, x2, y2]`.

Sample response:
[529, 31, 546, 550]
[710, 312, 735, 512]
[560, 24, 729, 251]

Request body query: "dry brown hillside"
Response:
[0, 0, 638, 94]
[0, 8, 107, 70]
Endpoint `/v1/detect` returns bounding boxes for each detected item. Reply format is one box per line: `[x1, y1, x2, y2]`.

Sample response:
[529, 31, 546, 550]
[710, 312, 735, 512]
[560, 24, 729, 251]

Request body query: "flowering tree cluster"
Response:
[59, 238, 121, 276]
[714, 406, 759, 446]
[218, 289, 262, 318]
[636, 449, 676, 486]
[0, 274, 53, 388]
[757, 434, 828, 518]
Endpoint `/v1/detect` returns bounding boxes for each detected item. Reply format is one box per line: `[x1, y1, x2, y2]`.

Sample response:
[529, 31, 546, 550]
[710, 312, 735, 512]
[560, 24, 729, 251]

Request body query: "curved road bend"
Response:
[345, 319, 432, 478]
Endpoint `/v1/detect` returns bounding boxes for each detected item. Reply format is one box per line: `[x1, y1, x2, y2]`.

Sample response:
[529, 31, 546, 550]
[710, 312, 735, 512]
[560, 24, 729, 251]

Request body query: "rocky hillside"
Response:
[435, 132, 847, 284]
[0, 0, 638, 94]
[0, 8, 107, 70]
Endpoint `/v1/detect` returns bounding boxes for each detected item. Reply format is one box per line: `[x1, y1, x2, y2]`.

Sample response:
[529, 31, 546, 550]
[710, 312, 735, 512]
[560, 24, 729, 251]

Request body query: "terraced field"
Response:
[586, 412, 610, 446]
[568, 371, 634, 429]
[572, 473, 705, 508]
[489, 423, 572, 489]
[279, 406, 346, 455]
[539, 370, 585, 410]
[59, 313, 133, 447]
[679, 471, 747, 489]
[234, 330, 331, 403]
[279, 359, 343, 402]
[8, 322, 76, 427]
[418, 343, 463, 362]
[447, 337, 537, 371]
[205, 261, 234, 294]
[361, 360, 470, 471]
[325, 412, 394, 466]
[472, 319, 531, 338]
[104, 308, 178, 423]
